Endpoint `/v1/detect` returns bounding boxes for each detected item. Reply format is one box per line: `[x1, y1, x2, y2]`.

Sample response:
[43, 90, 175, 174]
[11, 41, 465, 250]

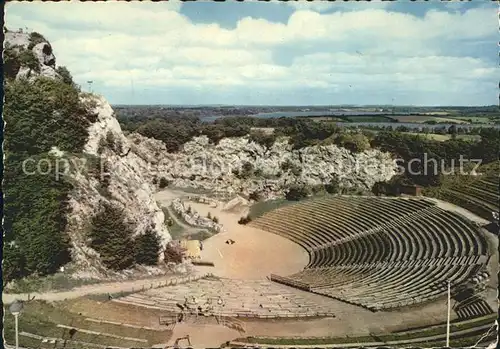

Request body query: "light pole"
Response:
[87, 80, 93, 93]
[9, 300, 24, 349]
[446, 280, 451, 347]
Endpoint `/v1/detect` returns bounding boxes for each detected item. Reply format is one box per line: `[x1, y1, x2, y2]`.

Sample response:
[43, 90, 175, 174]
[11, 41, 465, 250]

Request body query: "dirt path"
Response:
[425, 197, 491, 225]
[2, 273, 204, 305]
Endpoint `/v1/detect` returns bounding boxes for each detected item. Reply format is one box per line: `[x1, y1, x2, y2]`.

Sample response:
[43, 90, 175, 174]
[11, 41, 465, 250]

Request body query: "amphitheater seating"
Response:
[436, 174, 499, 221]
[454, 296, 494, 320]
[251, 196, 490, 311]
[113, 278, 338, 318]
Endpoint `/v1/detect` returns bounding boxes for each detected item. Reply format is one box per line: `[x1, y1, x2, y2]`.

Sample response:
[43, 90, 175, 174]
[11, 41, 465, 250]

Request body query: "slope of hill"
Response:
[3, 30, 171, 284]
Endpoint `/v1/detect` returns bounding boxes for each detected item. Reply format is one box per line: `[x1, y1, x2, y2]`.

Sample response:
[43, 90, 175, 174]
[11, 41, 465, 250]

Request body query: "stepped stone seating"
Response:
[455, 296, 494, 320]
[113, 278, 337, 318]
[437, 176, 499, 220]
[252, 196, 490, 311]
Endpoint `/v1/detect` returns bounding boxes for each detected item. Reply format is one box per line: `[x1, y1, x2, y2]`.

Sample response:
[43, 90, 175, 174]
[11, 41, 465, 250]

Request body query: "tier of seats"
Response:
[437, 176, 499, 221]
[113, 278, 339, 318]
[454, 296, 494, 320]
[252, 196, 490, 311]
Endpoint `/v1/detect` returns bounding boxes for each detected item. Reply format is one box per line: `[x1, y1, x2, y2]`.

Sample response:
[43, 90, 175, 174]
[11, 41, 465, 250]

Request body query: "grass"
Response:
[4, 273, 102, 294]
[3, 300, 172, 348]
[393, 115, 469, 124]
[345, 115, 394, 122]
[451, 116, 496, 124]
[402, 132, 481, 142]
[248, 198, 297, 219]
[186, 230, 214, 241]
[162, 207, 185, 239]
[85, 290, 136, 302]
[235, 314, 497, 346]
[169, 185, 214, 195]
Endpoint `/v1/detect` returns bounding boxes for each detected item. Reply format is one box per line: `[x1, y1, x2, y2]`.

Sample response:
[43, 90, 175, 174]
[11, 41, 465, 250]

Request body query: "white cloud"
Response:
[285, 0, 391, 13]
[5, 2, 497, 105]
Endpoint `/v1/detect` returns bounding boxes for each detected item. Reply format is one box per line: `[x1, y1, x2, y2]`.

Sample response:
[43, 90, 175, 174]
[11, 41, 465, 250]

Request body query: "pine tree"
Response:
[134, 230, 161, 266]
[89, 202, 135, 270]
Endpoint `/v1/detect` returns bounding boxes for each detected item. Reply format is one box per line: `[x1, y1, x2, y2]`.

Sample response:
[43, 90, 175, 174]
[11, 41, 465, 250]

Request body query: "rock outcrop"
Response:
[131, 135, 397, 200]
[171, 198, 225, 233]
[66, 96, 171, 278]
[5, 30, 60, 80]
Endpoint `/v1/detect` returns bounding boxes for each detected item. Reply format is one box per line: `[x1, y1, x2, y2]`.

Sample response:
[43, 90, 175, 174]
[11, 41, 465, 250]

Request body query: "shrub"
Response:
[105, 131, 116, 148]
[89, 202, 135, 270]
[325, 176, 340, 194]
[158, 177, 170, 189]
[249, 191, 261, 201]
[97, 137, 107, 154]
[134, 230, 161, 266]
[335, 133, 370, 153]
[18, 48, 41, 73]
[281, 159, 302, 176]
[56, 66, 75, 86]
[3, 44, 22, 79]
[238, 215, 252, 225]
[28, 31, 47, 49]
[311, 184, 325, 195]
[164, 241, 184, 264]
[241, 161, 254, 179]
[249, 130, 277, 148]
[285, 184, 310, 201]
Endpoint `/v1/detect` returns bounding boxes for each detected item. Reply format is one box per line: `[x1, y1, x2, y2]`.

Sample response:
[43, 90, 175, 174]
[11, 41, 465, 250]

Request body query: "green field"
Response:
[393, 115, 469, 124]
[3, 300, 172, 348]
[345, 115, 395, 122]
[234, 314, 497, 347]
[402, 132, 481, 142]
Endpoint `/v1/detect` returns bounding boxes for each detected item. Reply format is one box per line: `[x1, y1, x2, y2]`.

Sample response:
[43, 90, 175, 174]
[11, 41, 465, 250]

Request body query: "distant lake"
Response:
[250, 111, 393, 118]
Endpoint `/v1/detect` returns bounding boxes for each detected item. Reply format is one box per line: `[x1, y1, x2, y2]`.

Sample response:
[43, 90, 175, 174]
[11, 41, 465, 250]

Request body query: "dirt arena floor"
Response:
[155, 190, 309, 279]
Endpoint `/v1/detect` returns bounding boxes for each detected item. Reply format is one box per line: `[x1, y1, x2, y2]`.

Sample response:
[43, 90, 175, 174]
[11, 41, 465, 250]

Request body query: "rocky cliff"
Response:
[130, 134, 397, 200]
[66, 96, 171, 278]
[5, 30, 171, 279]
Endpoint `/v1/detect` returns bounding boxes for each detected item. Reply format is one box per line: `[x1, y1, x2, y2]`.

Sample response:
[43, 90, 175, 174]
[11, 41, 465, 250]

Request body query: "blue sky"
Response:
[6, 0, 498, 106]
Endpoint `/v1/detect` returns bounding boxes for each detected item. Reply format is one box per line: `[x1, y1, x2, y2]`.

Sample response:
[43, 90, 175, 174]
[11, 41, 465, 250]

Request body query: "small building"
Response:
[400, 185, 422, 196]
[180, 239, 201, 259]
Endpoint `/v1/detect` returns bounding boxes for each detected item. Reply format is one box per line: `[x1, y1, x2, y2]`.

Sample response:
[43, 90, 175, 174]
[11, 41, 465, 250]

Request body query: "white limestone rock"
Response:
[134, 135, 397, 200]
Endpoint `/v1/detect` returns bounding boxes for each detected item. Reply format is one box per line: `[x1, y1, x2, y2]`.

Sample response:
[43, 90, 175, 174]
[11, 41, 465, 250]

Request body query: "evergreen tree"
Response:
[89, 202, 135, 270]
[134, 230, 161, 266]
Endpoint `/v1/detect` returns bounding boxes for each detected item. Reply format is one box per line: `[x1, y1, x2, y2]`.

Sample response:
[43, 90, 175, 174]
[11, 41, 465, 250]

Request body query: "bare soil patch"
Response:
[186, 200, 309, 279]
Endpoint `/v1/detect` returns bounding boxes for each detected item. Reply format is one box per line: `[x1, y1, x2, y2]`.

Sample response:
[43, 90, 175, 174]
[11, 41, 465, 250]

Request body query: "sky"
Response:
[5, 0, 499, 106]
